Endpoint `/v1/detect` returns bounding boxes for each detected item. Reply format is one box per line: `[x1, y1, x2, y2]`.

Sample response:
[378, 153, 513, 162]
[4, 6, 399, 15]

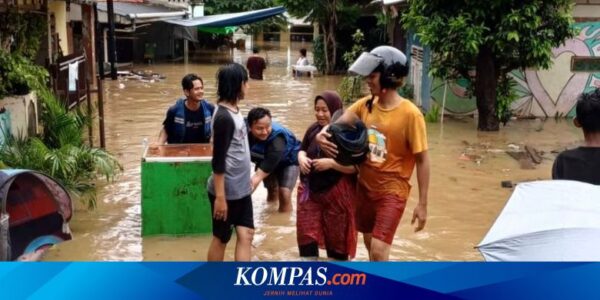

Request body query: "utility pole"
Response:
[107, 0, 117, 80]
[94, 3, 105, 79]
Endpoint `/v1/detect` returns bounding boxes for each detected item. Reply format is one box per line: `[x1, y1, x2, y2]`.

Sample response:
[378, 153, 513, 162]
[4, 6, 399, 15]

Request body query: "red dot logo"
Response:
[327, 280, 331, 285]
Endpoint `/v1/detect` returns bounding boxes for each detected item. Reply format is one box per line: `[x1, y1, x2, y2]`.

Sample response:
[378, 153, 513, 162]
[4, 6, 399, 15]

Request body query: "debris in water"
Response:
[506, 144, 544, 169]
[501, 180, 513, 188]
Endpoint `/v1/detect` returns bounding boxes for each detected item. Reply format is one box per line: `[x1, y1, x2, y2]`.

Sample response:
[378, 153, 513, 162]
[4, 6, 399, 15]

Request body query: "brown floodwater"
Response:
[44, 42, 584, 261]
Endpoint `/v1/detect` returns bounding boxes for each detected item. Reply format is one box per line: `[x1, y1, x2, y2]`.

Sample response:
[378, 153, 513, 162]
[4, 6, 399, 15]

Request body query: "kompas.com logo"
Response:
[234, 267, 367, 286]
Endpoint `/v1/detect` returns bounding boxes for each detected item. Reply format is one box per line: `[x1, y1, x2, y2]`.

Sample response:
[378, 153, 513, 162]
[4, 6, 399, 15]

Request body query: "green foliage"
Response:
[0, 50, 49, 97]
[398, 84, 415, 100]
[342, 29, 366, 68]
[403, 0, 576, 129]
[337, 76, 363, 104]
[0, 134, 121, 209]
[0, 10, 48, 97]
[371, 11, 390, 45]
[424, 103, 441, 123]
[0, 10, 47, 59]
[281, 0, 371, 73]
[203, 0, 286, 34]
[0, 47, 121, 209]
[280, 0, 371, 23]
[312, 35, 326, 73]
[36, 88, 88, 149]
[403, 1, 576, 80]
[1, 87, 122, 209]
[338, 30, 367, 103]
[496, 76, 518, 125]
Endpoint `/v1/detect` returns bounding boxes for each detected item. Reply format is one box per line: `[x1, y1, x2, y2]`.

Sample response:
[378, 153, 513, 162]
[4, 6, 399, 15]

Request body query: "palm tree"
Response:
[1, 89, 122, 209]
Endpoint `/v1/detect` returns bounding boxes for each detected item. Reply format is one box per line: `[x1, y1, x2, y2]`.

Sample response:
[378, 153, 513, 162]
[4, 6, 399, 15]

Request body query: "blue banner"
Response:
[0, 262, 598, 299]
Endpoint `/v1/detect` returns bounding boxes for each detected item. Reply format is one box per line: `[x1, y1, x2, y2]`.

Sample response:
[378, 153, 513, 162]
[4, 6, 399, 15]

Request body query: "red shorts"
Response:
[355, 184, 407, 245]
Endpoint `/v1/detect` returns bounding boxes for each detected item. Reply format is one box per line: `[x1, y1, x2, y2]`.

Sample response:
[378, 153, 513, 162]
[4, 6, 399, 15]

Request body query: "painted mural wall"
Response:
[429, 22, 600, 118]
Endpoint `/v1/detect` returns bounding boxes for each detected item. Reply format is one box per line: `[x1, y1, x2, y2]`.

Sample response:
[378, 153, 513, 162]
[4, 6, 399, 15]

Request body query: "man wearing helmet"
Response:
[317, 46, 430, 261]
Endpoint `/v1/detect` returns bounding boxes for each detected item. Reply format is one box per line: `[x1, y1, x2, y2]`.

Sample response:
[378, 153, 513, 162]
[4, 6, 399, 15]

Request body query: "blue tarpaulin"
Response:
[164, 6, 286, 27]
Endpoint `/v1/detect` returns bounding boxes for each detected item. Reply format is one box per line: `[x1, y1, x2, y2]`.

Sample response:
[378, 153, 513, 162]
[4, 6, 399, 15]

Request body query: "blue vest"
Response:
[170, 98, 214, 143]
[250, 122, 301, 167]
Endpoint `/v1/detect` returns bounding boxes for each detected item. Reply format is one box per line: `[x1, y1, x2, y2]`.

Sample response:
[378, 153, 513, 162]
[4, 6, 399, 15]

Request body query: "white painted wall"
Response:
[0, 93, 38, 140]
[574, 3, 600, 19]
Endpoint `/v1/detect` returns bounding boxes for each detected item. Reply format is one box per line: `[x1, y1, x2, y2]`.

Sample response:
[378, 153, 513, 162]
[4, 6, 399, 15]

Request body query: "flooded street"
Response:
[45, 43, 583, 261]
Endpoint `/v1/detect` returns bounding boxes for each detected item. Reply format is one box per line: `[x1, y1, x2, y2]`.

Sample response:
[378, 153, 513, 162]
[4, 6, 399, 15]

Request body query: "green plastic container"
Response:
[141, 144, 213, 236]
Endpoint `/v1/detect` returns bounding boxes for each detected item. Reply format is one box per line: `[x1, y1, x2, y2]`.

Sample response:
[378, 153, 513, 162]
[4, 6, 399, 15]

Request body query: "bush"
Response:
[337, 30, 367, 103]
[496, 76, 517, 125]
[0, 50, 121, 209]
[398, 84, 415, 100]
[0, 50, 48, 97]
[424, 103, 441, 123]
[312, 35, 326, 73]
[337, 75, 363, 103]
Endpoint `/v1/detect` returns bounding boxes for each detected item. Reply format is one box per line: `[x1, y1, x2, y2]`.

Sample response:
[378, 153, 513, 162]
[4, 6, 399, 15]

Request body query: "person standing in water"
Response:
[246, 47, 267, 80]
[247, 107, 301, 213]
[317, 46, 431, 261]
[293, 48, 310, 77]
[296, 91, 358, 261]
[206, 63, 254, 261]
[158, 73, 214, 144]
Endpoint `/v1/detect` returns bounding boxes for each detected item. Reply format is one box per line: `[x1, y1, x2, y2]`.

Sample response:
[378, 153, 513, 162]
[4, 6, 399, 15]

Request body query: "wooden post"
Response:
[97, 76, 106, 148]
[94, 3, 105, 79]
[82, 3, 96, 86]
[107, 0, 117, 80]
[86, 79, 93, 147]
[184, 39, 189, 64]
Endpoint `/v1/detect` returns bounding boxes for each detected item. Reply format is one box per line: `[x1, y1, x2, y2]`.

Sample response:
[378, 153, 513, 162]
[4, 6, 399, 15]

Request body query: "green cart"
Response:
[141, 144, 213, 236]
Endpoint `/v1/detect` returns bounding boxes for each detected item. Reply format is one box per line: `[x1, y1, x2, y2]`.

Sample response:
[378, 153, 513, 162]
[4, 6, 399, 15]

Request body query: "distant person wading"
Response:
[246, 47, 267, 80]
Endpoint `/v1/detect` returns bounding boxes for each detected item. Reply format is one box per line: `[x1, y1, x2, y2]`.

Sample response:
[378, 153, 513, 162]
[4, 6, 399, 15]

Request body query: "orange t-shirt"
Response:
[347, 96, 428, 198]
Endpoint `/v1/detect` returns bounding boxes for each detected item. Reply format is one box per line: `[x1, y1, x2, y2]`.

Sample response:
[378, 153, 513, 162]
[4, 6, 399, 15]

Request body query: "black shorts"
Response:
[208, 193, 254, 243]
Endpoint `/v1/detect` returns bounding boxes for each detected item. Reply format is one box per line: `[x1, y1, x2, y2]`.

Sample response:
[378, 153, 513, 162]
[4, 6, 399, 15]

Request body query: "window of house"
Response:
[571, 56, 600, 72]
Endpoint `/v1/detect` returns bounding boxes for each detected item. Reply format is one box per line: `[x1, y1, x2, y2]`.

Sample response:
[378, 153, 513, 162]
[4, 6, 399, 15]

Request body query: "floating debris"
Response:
[506, 144, 544, 170]
[117, 70, 167, 83]
[501, 180, 514, 188]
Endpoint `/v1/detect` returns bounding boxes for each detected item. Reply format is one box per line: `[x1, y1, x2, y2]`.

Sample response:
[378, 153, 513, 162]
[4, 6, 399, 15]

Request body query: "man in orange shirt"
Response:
[317, 46, 430, 261]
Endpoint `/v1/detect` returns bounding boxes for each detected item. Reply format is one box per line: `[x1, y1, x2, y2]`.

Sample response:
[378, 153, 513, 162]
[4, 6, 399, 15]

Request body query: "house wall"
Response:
[0, 93, 38, 142]
[574, 0, 600, 22]
[406, 32, 432, 110]
[48, 1, 69, 55]
[424, 22, 600, 117]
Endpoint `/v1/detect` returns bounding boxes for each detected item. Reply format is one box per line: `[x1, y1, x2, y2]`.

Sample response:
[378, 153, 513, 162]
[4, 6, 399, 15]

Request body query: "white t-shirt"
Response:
[296, 57, 309, 66]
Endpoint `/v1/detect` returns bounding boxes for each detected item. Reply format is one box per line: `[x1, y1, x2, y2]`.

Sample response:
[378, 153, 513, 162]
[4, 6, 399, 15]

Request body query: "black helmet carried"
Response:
[348, 45, 409, 88]
[327, 120, 369, 165]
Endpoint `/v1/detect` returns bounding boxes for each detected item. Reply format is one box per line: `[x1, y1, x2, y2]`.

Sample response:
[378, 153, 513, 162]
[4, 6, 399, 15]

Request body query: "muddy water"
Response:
[44, 42, 583, 261]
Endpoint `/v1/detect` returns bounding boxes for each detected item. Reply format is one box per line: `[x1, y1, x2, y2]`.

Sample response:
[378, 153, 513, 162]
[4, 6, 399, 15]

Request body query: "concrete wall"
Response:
[0, 93, 39, 143]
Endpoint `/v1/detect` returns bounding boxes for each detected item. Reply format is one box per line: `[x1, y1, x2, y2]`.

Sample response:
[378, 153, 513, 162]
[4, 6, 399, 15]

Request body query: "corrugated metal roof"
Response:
[96, 2, 186, 19]
[164, 6, 285, 27]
